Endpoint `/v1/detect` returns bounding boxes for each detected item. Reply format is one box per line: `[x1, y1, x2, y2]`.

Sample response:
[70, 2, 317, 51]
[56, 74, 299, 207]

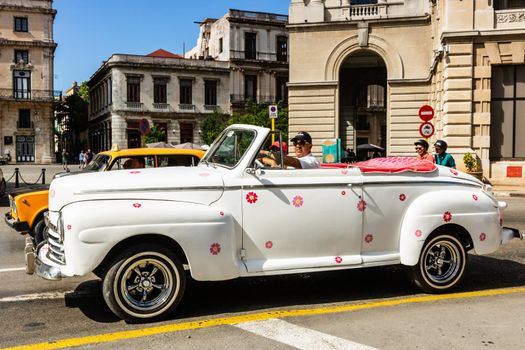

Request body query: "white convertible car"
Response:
[32, 124, 522, 322]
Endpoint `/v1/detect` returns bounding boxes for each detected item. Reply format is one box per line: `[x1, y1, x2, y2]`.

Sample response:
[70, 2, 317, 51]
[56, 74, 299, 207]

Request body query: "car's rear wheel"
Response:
[102, 244, 185, 322]
[409, 234, 467, 293]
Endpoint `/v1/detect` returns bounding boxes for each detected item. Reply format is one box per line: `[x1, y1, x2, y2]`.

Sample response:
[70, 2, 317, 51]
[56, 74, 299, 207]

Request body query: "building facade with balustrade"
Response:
[0, 0, 57, 163]
[87, 52, 230, 152]
[289, 0, 525, 183]
[186, 9, 289, 112]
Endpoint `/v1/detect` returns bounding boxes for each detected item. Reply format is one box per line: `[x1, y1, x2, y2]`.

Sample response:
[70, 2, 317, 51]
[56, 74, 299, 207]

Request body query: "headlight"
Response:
[9, 196, 17, 216]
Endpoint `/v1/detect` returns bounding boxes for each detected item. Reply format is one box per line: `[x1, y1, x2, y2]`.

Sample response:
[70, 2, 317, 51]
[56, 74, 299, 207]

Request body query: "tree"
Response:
[145, 124, 167, 144]
[200, 111, 229, 145]
[228, 101, 289, 140]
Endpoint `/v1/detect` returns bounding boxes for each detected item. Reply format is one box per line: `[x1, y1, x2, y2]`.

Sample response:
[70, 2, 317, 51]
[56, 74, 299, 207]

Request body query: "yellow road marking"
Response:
[4, 286, 525, 350]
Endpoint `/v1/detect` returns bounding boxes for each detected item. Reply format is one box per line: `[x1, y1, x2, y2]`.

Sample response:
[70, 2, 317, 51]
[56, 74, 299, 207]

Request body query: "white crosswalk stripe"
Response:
[234, 318, 379, 350]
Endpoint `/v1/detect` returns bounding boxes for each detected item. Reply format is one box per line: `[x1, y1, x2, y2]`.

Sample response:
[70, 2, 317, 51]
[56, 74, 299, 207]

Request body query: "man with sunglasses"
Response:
[414, 139, 434, 163]
[260, 131, 320, 169]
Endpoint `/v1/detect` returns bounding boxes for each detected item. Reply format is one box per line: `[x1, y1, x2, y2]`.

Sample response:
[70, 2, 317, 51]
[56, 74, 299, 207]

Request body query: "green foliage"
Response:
[228, 101, 289, 141]
[200, 111, 229, 145]
[145, 124, 166, 144]
[463, 152, 479, 172]
[77, 81, 90, 102]
[54, 81, 89, 153]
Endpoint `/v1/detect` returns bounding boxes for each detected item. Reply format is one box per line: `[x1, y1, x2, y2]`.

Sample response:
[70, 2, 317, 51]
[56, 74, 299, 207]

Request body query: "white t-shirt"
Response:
[298, 153, 320, 169]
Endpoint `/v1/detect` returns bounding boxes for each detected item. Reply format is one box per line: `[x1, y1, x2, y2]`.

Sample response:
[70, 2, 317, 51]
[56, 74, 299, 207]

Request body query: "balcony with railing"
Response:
[178, 104, 195, 112]
[230, 50, 287, 62]
[125, 101, 144, 109]
[152, 103, 170, 110]
[229, 9, 288, 24]
[230, 94, 287, 105]
[0, 89, 61, 102]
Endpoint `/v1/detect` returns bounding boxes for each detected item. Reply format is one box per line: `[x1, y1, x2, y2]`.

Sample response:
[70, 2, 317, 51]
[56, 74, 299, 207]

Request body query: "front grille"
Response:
[46, 227, 66, 265]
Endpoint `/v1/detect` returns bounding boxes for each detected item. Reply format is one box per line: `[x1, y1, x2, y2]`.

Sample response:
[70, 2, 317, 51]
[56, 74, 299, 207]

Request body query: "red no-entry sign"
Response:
[418, 105, 434, 122]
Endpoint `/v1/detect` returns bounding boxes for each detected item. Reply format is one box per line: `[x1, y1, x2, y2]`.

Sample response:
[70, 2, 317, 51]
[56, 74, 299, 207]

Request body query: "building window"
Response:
[14, 17, 28, 32]
[18, 109, 31, 128]
[490, 65, 525, 159]
[244, 75, 257, 102]
[494, 0, 525, 10]
[219, 38, 223, 54]
[276, 76, 288, 103]
[180, 79, 192, 105]
[367, 84, 385, 108]
[153, 79, 167, 104]
[276, 36, 288, 62]
[179, 122, 194, 143]
[126, 76, 141, 102]
[204, 80, 217, 106]
[14, 50, 29, 64]
[13, 70, 30, 99]
[244, 32, 257, 59]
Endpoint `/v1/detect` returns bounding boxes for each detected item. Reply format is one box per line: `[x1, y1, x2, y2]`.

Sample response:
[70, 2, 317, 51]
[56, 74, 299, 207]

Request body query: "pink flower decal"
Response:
[246, 192, 258, 204]
[199, 173, 210, 177]
[450, 169, 459, 176]
[341, 191, 346, 196]
[130, 171, 141, 174]
[265, 241, 273, 249]
[399, 194, 406, 201]
[50, 189, 56, 198]
[479, 233, 486, 241]
[335, 256, 342, 264]
[357, 200, 367, 212]
[292, 195, 304, 208]
[133, 203, 142, 208]
[364, 234, 373, 243]
[341, 169, 348, 175]
[219, 211, 224, 216]
[472, 194, 478, 201]
[210, 242, 221, 255]
[67, 225, 72, 230]
[415, 229, 422, 237]
[443, 211, 452, 222]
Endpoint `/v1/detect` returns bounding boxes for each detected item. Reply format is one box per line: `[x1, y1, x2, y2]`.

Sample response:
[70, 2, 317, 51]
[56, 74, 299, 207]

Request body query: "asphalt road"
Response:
[0, 196, 523, 349]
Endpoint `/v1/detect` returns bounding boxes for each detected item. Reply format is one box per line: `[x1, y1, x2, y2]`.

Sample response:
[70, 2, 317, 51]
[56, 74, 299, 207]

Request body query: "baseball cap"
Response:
[269, 141, 288, 154]
[291, 131, 312, 144]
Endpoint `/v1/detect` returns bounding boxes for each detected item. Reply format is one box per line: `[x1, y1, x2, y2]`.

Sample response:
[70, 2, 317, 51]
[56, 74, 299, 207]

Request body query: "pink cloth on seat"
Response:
[321, 157, 437, 173]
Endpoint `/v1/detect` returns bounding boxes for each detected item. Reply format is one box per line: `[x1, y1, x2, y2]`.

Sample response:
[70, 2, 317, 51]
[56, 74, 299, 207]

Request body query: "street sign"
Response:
[269, 105, 278, 119]
[139, 118, 151, 135]
[418, 105, 434, 122]
[419, 122, 435, 139]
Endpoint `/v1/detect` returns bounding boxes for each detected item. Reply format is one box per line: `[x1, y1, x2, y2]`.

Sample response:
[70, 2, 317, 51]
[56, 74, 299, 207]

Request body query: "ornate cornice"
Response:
[496, 10, 525, 23]
[0, 38, 57, 49]
[0, 4, 56, 17]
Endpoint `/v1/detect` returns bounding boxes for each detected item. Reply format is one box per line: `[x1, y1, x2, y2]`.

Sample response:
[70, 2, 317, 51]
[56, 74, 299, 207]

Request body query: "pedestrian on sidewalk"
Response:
[61, 149, 69, 170]
[79, 150, 85, 169]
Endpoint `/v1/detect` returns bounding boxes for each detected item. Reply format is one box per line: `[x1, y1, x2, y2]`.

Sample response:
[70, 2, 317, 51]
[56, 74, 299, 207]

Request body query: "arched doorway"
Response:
[339, 50, 387, 161]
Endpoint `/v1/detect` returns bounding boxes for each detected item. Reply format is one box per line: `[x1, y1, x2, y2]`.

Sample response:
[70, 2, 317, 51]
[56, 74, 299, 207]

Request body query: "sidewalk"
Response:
[491, 185, 525, 198]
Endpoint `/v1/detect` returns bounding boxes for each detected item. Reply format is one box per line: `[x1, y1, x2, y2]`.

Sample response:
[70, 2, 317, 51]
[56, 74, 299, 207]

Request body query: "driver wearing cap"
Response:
[260, 131, 320, 169]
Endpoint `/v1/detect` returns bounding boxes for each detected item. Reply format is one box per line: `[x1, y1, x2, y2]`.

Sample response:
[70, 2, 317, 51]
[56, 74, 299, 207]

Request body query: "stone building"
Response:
[87, 50, 230, 151]
[288, 0, 525, 183]
[186, 9, 289, 111]
[0, 0, 57, 163]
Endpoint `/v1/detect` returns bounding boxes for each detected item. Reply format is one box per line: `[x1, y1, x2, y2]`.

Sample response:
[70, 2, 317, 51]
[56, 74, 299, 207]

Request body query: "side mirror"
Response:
[246, 160, 264, 176]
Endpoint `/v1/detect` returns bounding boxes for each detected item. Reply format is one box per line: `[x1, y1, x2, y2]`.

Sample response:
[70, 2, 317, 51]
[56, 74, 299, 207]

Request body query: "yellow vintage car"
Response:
[5, 147, 204, 244]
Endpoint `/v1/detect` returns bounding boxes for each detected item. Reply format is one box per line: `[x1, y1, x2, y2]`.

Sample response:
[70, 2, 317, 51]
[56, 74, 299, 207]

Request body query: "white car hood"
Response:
[48, 166, 224, 211]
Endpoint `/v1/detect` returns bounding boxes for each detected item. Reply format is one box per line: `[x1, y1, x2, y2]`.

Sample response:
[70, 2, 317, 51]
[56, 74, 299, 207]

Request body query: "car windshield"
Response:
[85, 154, 110, 172]
[204, 128, 256, 168]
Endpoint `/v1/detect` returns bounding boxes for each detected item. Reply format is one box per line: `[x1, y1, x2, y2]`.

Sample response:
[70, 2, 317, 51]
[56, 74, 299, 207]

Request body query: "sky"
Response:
[53, 0, 290, 93]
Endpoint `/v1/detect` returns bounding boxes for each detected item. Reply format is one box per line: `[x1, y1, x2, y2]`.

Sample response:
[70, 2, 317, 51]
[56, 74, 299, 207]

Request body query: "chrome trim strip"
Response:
[75, 186, 229, 195]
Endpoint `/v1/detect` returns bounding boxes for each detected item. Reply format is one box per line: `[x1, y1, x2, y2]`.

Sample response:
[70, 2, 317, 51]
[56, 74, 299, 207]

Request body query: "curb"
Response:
[493, 191, 525, 198]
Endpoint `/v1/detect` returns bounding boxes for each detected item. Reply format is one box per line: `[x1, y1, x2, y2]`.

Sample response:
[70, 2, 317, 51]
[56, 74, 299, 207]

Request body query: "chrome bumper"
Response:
[34, 243, 63, 281]
[501, 226, 523, 245]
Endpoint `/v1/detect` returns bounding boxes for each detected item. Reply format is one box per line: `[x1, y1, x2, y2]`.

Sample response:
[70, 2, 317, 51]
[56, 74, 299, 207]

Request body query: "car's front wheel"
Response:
[32, 218, 47, 245]
[409, 234, 467, 293]
[102, 244, 185, 322]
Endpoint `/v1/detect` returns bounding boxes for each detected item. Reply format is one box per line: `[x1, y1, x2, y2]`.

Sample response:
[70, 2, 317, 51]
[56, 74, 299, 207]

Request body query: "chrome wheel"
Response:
[103, 244, 185, 322]
[119, 256, 173, 312]
[410, 234, 467, 293]
[422, 240, 460, 285]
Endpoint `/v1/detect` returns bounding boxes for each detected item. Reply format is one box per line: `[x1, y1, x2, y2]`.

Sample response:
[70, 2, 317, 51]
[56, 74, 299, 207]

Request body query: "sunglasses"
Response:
[434, 147, 442, 150]
[293, 140, 308, 146]
[415, 146, 424, 150]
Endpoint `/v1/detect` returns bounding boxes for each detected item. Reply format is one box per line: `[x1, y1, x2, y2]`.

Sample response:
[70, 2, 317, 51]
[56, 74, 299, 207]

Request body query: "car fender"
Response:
[60, 199, 240, 281]
[399, 188, 500, 266]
